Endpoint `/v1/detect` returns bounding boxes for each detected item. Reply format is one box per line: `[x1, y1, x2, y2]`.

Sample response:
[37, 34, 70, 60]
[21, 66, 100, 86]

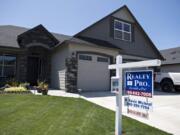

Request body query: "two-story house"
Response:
[0, 5, 163, 92]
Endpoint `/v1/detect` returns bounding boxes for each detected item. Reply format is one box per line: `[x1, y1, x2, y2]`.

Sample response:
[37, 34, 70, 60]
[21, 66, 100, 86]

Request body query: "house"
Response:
[0, 5, 163, 92]
[160, 47, 180, 72]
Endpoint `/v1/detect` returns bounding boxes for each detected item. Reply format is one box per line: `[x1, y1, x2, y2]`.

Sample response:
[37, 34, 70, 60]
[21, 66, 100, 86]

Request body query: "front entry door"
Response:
[27, 57, 40, 85]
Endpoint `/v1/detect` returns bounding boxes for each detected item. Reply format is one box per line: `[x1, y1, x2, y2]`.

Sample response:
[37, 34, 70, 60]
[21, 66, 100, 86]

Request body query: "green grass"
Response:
[0, 95, 170, 135]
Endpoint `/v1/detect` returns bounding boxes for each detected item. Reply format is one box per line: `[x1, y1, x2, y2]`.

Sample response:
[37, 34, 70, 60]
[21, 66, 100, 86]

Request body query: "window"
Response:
[97, 57, 108, 62]
[0, 55, 16, 78]
[79, 55, 92, 61]
[114, 20, 131, 41]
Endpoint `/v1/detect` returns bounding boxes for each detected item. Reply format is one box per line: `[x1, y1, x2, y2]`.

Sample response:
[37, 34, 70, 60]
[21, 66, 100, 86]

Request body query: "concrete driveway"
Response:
[81, 91, 180, 135]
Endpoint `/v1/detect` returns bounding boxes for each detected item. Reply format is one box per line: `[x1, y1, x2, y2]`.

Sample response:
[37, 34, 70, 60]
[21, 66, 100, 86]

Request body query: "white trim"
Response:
[109, 59, 161, 69]
[114, 19, 132, 42]
[25, 43, 51, 50]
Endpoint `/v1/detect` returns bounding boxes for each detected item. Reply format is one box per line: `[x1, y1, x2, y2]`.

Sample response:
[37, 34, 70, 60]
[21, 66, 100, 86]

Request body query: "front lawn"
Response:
[0, 95, 170, 135]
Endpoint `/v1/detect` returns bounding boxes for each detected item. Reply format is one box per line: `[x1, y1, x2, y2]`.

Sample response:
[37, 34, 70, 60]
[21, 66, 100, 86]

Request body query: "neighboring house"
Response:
[160, 47, 180, 72]
[0, 5, 163, 92]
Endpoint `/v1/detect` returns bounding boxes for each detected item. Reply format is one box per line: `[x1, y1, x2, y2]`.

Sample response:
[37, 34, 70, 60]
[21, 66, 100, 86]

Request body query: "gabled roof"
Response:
[74, 5, 164, 60]
[18, 24, 59, 44]
[161, 46, 180, 65]
[0, 5, 167, 59]
[0, 24, 118, 50]
[17, 24, 60, 48]
[74, 6, 126, 36]
[0, 25, 72, 49]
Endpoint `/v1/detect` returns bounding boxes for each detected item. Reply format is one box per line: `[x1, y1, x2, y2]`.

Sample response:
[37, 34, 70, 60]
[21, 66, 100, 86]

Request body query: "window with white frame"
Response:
[0, 55, 16, 78]
[114, 19, 131, 41]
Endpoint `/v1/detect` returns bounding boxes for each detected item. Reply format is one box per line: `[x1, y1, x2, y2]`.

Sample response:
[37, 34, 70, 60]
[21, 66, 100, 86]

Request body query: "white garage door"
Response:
[77, 54, 110, 91]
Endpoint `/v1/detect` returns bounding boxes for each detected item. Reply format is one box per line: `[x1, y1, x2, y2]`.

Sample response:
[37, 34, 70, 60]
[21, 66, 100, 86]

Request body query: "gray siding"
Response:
[69, 43, 119, 59]
[112, 8, 135, 23]
[77, 7, 160, 59]
[50, 45, 69, 89]
[161, 64, 180, 72]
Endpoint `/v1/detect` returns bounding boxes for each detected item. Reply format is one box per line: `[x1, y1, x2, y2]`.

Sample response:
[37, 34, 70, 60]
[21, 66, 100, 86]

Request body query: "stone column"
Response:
[17, 53, 28, 82]
[65, 57, 78, 93]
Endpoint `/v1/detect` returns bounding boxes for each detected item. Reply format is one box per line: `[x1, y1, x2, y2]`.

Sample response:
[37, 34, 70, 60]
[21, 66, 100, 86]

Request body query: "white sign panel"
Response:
[111, 77, 119, 93]
[124, 96, 153, 119]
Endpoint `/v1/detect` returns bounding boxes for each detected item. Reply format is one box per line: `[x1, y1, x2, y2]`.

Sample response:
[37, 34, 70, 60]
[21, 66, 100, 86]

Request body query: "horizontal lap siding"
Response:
[58, 70, 66, 90]
[161, 64, 180, 72]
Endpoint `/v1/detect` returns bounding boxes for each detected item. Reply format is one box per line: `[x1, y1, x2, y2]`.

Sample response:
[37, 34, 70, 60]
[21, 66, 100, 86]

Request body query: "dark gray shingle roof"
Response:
[0, 25, 72, 48]
[161, 47, 180, 65]
[0, 25, 28, 48]
[0, 25, 120, 50]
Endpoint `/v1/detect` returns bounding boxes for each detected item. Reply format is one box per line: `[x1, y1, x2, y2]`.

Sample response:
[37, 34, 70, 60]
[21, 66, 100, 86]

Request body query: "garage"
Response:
[77, 53, 110, 91]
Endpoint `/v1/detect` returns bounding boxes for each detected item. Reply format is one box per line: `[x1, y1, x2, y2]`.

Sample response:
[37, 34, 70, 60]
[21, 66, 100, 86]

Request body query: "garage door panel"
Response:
[77, 54, 110, 91]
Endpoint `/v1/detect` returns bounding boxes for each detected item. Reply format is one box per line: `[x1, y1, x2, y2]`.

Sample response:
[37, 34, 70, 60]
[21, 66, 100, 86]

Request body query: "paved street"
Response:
[81, 91, 180, 135]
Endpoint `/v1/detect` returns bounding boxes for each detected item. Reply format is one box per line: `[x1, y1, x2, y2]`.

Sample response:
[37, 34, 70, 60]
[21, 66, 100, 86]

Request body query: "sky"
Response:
[0, 0, 179, 50]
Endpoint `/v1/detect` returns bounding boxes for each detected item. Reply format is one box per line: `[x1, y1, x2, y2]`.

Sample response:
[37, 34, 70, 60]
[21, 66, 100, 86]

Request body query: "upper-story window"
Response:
[114, 19, 131, 42]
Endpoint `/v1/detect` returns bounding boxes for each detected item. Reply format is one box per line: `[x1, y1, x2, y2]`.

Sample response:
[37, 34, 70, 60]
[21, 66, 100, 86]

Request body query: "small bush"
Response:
[6, 79, 20, 87]
[37, 80, 48, 90]
[19, 82, 30, 89]
[4, 87, 27, 92]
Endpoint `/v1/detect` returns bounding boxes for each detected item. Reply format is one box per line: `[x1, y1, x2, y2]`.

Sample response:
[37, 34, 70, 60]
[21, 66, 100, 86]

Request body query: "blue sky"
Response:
[0, 0, 179, 50]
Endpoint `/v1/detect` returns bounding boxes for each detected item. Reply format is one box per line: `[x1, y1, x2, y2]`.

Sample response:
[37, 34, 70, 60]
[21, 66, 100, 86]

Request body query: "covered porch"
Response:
[0, 25, 59, 86]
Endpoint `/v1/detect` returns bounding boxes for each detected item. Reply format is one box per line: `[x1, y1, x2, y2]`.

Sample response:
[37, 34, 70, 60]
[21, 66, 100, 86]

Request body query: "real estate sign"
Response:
[124, 70, 154, 119]
[109, 55, 161, 135]
[125, 70, 153, 98]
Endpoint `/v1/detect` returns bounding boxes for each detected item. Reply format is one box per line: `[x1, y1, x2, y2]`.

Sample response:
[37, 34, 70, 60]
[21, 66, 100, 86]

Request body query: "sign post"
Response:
[115, 56, 122, 135]
[108, 55, 161, 135]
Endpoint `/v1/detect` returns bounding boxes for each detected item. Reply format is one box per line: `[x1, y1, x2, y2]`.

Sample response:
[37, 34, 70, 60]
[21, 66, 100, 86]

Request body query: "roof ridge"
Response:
[160, 46, 180, 51]
[0, 25, 29, 29]
[74, 5, 127, 37]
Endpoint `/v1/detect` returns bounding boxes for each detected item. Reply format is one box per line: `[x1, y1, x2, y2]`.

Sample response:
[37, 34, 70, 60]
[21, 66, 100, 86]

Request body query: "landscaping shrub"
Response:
[37, 80, 49, 95]
[19, 82, 30, 89]
[6, 78, 20, 87]
[4, 86, 27, 92]
[0, 79, 31, 94]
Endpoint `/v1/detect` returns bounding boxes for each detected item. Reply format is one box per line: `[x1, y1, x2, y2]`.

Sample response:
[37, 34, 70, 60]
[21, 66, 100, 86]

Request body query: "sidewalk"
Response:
[30, 89, 80, 98]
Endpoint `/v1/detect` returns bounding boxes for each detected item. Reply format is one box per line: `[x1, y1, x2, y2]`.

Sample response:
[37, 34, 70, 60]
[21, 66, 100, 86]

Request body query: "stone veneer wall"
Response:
[17, 53, 28, 82]
[17, 47, 51, 84]
[65, 57, 78, 93]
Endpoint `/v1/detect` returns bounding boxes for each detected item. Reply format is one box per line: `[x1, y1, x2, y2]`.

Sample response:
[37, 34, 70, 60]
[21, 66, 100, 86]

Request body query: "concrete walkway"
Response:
[81, 91, 180, 135]
[30, 89, 80, 98]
